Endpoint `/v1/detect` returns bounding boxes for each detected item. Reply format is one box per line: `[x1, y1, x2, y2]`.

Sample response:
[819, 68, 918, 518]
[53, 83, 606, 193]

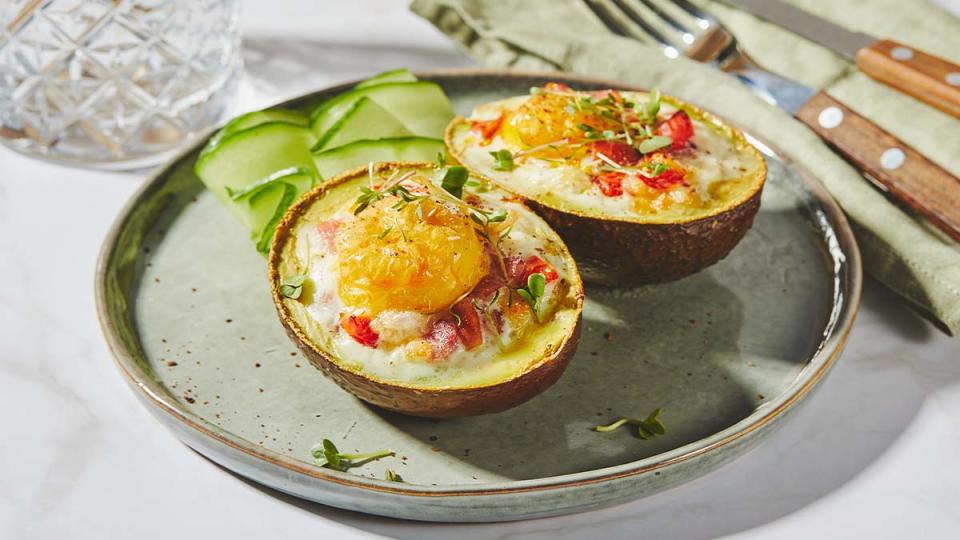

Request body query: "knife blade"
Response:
[725, 0, 960, 118]
[725, 0, 873, 61]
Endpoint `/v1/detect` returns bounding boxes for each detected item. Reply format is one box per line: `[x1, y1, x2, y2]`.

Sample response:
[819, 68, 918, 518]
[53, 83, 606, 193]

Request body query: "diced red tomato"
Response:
[451, 299, 483, 350]
[524, 255, 560, 283]
[542, 82, 572, 92]
[590, 140, 640, 166]
[506, 255, 560, 287]
[425, 318, 458, 360]
[656, 110, 694, 150]
[639, 168, 687, 190]
[339, 314, 378, 348]
[590, 171, 626, 197]
[471, 114, 504, 141]
[315, 219, 340, 251]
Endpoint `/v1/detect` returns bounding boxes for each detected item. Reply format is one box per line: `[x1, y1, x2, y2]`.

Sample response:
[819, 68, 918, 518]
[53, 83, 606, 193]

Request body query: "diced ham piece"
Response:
[314, 219, 340, 252]
[451, 299, 483, 350]
[339, 314, 378, 348]
[425, 318, 459, 360]
[470, 272, 506, 303]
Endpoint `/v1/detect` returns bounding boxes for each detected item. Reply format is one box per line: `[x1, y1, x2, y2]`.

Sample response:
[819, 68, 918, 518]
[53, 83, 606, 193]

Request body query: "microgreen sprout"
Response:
[472, 289, 504, 347]
[384, 469, 404, 482]
[470, 207, 508, 228]
[639, 88, 662, 125]
[353, 170, 416, 214]
[311, 438, 394, 472]
[489, 149, 515, 171]
[437, 165, 469, 199]
[594, 408, 666, 440]
[637, 135, 673, 154]
[279, 273, 307, 299]
[516, 272, 546, 321]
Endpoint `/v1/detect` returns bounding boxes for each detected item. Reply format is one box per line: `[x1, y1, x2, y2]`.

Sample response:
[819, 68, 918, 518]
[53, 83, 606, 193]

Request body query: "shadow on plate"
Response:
[372, 272, 756, 479]
[219, 283, 951, 540]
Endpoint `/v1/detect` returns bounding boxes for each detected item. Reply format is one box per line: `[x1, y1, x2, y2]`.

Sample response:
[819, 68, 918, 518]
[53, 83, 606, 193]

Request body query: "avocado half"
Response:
[446, 95, 767, 286]
[268, 161, 584, 417]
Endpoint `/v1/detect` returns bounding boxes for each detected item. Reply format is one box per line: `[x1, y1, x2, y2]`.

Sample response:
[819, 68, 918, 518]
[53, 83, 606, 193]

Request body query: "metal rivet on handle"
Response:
[946, 72, 960, 86]
[880, 148, 906, 170]
[891, 47, 914, 61]
[818, 106, 844, 129]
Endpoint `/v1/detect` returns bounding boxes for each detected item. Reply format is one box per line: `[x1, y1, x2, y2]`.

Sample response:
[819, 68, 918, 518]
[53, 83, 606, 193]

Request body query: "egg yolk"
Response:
[505, 93, 619, 149]
[337, 195, 486, 315]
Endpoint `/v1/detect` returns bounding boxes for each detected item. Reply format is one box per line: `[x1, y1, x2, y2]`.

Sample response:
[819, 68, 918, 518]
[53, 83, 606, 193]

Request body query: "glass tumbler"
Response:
[0, 0, 241, 169]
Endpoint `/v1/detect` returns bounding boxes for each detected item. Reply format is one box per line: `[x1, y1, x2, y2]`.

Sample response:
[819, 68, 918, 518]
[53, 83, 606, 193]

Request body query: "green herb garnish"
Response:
[354, 175, 423, 215]
[354, 185, 384, 215]
[640, 88, 661, 124]
[385, 469, 404, 482]
[489, 149, 515, 171]
[436, 152, 447, 168]
[516, 272, 546, 320]
[438, 165, 469, 199]
[594, 408, 666, 440]
[469, 207, 508, 231]
[637, 135, 673, 154]
[311, 438, 394, 472]
[642, 161, 670, 176]
[279, 273, 307, 299]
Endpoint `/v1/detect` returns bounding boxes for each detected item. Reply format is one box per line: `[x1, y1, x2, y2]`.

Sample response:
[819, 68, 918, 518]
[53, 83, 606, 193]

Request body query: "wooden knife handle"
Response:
[795, 91, 960, 242]
[856, 39, 960, 119]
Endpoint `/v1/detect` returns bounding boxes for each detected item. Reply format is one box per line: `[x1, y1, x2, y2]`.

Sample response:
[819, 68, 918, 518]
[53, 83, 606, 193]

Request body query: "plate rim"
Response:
[95, 67, 863, 498]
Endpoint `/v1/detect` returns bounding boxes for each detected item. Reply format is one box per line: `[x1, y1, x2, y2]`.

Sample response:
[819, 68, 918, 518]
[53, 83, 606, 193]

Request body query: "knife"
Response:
[726, 0, 960, 119]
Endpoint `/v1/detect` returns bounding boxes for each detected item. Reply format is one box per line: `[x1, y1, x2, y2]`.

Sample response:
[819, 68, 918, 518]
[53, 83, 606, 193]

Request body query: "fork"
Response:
[583, 0, 960, 243]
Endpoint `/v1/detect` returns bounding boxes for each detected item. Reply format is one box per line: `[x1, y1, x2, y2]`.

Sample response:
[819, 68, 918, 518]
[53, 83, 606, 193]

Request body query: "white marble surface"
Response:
[2, 1, 960, 538]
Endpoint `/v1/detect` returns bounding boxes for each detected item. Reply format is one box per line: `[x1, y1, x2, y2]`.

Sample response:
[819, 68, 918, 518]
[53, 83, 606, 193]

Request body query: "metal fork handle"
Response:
[715, 47, 815, 114]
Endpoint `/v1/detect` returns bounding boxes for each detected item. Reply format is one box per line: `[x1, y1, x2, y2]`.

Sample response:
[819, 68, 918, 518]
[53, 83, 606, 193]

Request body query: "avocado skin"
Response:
[280, 315, 581, 418]
[530, 188, 762, 286]
[268, 161, 584, 418]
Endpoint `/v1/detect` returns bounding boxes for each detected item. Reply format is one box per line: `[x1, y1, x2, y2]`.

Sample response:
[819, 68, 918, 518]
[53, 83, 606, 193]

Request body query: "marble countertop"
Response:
[2, 1, 960, 538]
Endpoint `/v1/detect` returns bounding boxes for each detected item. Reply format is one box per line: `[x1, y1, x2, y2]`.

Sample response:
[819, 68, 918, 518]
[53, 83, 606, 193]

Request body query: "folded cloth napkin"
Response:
[411, 0, 960, 335]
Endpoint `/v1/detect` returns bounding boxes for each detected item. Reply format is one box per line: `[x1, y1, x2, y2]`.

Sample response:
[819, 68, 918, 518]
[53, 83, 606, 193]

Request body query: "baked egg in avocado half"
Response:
[268, 161, 583, 417]
[446, 83, 767, 286]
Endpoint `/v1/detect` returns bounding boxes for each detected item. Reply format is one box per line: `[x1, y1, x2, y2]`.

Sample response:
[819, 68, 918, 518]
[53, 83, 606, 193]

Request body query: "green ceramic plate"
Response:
[96, 70, 861, 522]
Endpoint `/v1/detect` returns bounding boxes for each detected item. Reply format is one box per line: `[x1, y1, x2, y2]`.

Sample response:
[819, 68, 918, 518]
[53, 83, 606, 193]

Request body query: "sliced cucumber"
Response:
[313, 97, 412, 152]
[355, 68, 417, 89]
[195, 122, 317, 229]
[203, 109, 308, 156]
[312, 137, 444, 179]
[226, 166, 315, 201]
[309, 82, 453, 139]
[250, 181, 299, 253]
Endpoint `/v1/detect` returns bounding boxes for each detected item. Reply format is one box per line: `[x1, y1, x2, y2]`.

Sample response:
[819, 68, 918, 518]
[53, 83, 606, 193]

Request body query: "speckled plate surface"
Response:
[96, 70, 861, 522]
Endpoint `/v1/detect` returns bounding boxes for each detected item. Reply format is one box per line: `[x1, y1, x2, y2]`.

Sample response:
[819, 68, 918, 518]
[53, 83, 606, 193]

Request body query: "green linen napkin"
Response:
[411, 0, 960, 335]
